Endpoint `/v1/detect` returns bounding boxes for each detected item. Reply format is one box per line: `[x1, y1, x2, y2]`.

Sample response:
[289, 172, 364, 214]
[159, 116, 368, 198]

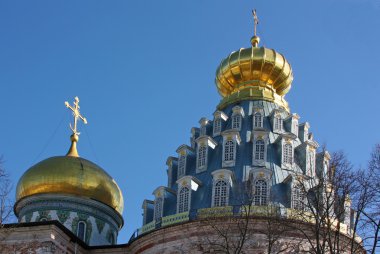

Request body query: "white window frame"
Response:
[213, 118, 222, 135]
[177, 186, 191, 213]
[211, 169, 233, 207]
[197, 144, 207, 169]
[274, 115, 283, 132]
[223, 139, 235, 162]
[254, 139, 265, 161]
[154, 197, 163, 221]
[232, 114, 241, 130]
[292, 184, 305, 210]
[178, 153, 186, 178]
[253, 179, 268, 206]
[213, 111, 228, 136]
[253, 112, 263, 128]
[231, 106, 244, 131]
[195, 137, 217, 172]
[212, 179, 229, 207]
[283, 142, 293, 165]
[176, 176, 201, 213]
[221, 131, 241, 168]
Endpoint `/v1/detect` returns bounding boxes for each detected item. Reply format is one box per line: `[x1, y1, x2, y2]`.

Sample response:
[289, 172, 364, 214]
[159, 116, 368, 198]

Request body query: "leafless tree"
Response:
[0, 156, 13, 225]
[347, 144, 380, 254]
[289, 151, 366, 254]
[196, 182, 301, 254]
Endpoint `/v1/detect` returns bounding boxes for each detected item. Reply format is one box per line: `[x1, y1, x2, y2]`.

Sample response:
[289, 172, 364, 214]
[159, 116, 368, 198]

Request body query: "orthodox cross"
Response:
[65, 96, 88, 135]
[252, 9, 259, 36]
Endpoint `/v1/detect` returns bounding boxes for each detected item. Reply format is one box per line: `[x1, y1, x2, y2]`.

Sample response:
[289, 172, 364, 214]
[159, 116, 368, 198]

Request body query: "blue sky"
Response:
[1, 0, 380, 244]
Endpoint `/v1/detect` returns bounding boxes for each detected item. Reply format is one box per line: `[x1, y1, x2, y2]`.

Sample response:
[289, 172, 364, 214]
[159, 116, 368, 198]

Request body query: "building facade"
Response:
[0, 16, 363, 254]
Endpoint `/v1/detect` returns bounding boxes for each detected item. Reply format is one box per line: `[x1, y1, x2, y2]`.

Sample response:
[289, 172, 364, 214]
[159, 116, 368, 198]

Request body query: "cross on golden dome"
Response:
[64, 96, 87, 157]
[252, 9, 259, 37]
[251, 9, 260, 47]
[65, 96, 87, 136]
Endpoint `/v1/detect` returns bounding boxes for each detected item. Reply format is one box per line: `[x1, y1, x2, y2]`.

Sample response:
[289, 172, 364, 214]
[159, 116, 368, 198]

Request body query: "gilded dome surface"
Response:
[215, 37, 293, 110]
[16, 156, 124, 215]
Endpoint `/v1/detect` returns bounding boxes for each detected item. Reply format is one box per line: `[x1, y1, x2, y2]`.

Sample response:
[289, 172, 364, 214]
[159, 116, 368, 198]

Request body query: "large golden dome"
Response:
[215, 36, 293, 110]
[16, 155, 124, 215]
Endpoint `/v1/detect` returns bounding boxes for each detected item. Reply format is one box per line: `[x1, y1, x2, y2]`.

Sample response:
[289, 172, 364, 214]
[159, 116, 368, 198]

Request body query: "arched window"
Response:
[39, 217, 47, 222]
[253, 180, 268, 206]
[178, 187, 190, 213]
[292, 185, 305, 210]
[283, 143, 293, 164]
[77, 221, 86, 241]
[224, 140, 235, 161]
[213, 180, 228, 207]
[213, 118, 222, 135]
[178, 154, 186, 177]
[197, 145, 207, 168]
[254, 112, 262, 128]
[232, 114, 241, 129]
[254, 140, 265, 161]
[274, 115, 282, 131]
[154, 197, 163, 221]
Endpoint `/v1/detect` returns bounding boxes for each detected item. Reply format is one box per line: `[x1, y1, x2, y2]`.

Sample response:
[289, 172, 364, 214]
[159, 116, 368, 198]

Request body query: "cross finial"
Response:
[252, 9, 259, 36]
[64, 96, 88, 136]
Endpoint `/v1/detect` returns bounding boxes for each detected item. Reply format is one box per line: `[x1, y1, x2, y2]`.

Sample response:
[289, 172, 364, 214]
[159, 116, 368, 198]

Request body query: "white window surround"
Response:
[213, 180, 229, 207]
[221, 130, 241, 167]
[255, 140, 265, 160]
[252, 106, 264, 129]
[154, 197, 163, 220]
[199, 117, 209, 136]
[175, 145, 194, 179]
[213, 111, 228, 136]
[211, 169, 233, 207]
[254, 112, 263, 128]
[252, 130, 269, 166]
[195, 136, 217, 172]
[283, 142, 293, 165]
[249, 168, 272, 205]
[275, 133, 296, 169]
[178, 186, 190, 213]
[253, 179, 268, 206]
[274, 114, 283, 132]
[231, 106, 245, 131]
[270, 109, 285, 133]
[176, 176, 202, 213]
[152, 186, 175, 220]
[292, 184, 306, 210]
[284, 113, 300, 136]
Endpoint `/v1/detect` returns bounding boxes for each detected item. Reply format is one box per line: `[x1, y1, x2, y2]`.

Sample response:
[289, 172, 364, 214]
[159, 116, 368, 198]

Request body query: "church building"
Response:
[0, 12, 363, 254]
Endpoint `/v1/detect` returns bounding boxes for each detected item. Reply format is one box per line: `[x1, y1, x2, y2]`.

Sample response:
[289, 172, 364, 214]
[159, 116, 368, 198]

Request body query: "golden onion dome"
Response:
[215, 35, 293, 111]
[16, 155, 124, 215]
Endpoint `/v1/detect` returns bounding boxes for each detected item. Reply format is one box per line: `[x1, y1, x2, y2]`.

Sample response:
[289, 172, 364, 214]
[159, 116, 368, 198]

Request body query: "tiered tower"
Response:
[131, 12, 355, 253]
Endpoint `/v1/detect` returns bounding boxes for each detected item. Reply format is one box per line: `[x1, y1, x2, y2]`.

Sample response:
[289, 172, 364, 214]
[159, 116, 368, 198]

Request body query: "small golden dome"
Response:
[215, 36, 293, 110]
[16, 156, 124, 215]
